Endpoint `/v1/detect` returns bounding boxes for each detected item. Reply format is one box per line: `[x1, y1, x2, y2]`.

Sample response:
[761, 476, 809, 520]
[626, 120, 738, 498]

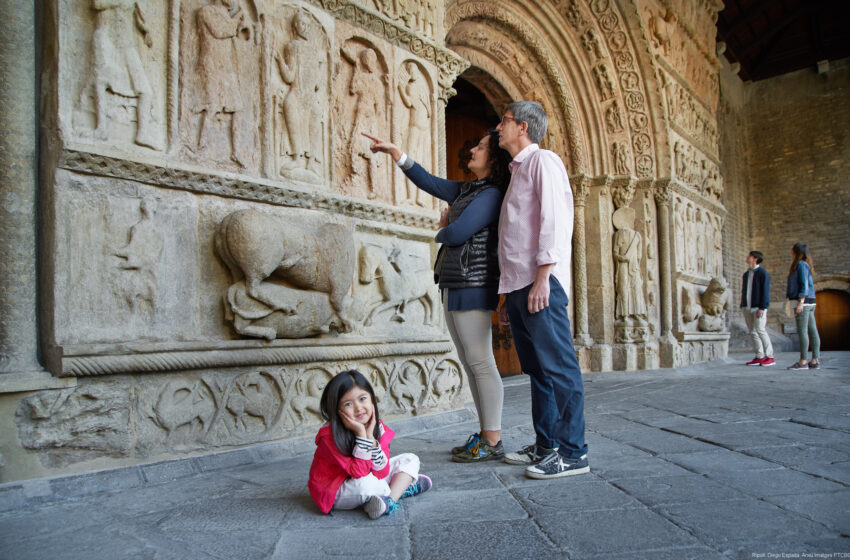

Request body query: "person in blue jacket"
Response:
[785, 242, 821, 370]
[740, 251, 775, 366]
[363, 130, 511, 462]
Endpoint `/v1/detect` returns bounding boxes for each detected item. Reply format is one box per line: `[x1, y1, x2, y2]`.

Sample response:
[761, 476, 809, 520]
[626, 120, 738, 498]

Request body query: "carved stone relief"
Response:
[395, 60, 435, 207]
[698, 277, 729, 332]
[270, 9, 331, 184]
[215, 209, 356, 338]
[612, 206, 648, 343]
[358, 243, 440, 328]
[129, 355, 465, 455]
[16, 380, 132, 468]
[54, 171, 199, 346]
[661, 71, 718, 156]
[334, 36, 392, 200]
[179, 0, 262, 173]
[671, 195, 723, 277]
[70, 0, 167, 151]
[113, 196, 164, 319]
[357, 0, 438, 39]
[673, 138, 722, 201]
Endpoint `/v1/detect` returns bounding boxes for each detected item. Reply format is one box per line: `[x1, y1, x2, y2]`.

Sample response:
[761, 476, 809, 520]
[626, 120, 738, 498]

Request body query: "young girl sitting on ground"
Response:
[308, 370, 432, 519]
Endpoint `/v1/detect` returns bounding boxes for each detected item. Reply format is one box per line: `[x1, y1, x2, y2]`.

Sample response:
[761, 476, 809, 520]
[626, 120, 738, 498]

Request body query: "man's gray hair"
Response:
[506, 101, 548, 144]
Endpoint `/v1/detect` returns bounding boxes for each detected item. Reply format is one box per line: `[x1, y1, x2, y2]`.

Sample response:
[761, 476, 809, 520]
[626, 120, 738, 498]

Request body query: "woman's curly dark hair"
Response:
[484, 128, 512, 193]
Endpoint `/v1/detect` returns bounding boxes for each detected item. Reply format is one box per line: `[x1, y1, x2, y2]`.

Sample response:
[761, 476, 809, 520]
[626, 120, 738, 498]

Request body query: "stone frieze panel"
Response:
[660, 69, 718, 157]
[671, 132, 722, 202]
[63, 0, 169, 153]
[15, 352, 463, 465]
[52, 170, 200, 347]
[671, 193, 724, 278]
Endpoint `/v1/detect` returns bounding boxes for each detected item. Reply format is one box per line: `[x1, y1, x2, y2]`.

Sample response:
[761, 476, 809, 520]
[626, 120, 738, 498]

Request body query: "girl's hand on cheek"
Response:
[365, 412, 376, 438]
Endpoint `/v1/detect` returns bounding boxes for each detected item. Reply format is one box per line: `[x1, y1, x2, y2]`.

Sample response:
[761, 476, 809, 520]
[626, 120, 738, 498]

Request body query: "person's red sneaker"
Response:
[746, 357, 762, 366]
[760, 357, 776, 366]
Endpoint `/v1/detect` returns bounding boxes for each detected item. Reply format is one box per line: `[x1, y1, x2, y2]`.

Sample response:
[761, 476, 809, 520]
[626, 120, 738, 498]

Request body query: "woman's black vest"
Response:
[434, 179, 501, 289]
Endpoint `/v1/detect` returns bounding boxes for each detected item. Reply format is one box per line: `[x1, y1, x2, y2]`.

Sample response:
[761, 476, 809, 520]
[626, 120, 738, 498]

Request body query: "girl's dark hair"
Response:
[319, 369, 381, 456]
[484, 128, 512, 193]
[789, 242, 815, 276]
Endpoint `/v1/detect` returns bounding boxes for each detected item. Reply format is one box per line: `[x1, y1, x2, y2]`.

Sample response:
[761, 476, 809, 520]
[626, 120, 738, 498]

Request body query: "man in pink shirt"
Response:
[496, 101, 589, 479]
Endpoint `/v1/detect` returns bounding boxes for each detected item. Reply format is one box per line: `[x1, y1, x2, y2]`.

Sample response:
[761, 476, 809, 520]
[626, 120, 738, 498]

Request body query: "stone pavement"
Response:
[1, 351, 849, 560]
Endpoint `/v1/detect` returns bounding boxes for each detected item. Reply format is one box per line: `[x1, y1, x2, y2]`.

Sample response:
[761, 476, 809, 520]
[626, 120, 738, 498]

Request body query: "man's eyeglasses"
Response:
[500, 115, 517, 126]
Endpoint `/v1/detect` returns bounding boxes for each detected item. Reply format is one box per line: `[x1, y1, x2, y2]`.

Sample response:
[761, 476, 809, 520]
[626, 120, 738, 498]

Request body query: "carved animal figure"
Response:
[152, 380, 216, 440]
[698, 277, 730, 332]
[358, 244, 438, 326]
[390, 363, 424, 411]
[215, 209, 355, 333]
[225, 372, 277, 431]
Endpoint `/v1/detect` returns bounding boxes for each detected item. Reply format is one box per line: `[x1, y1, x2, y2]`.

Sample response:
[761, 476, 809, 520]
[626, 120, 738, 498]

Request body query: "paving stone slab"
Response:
[535, 506, 703, 556]
[610, 474, 750, 507]
[722, 536, 850, 560]
[705, 467, 847, 498]
[406, 488, 527, 523]
[746, 445, 850, 483]
[656, 497, 839, 549]
[660, 448, 785, 474]
[591, 454, 695, 480]
[763, 490, 850, 533]
[272, 527, 409, 560]
[410, 519, 558, 560]
[586, 546, 728, 560]
[513, 479, 643, 513]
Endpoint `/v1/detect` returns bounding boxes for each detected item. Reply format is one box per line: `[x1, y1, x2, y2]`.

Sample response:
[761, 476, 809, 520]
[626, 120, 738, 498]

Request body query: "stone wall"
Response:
[0, 0, 739, 483]
[718, 57, 850, 340]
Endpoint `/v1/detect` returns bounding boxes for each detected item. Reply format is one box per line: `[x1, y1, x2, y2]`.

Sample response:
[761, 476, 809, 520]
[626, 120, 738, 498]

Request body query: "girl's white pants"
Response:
[333, 453, 420, 510]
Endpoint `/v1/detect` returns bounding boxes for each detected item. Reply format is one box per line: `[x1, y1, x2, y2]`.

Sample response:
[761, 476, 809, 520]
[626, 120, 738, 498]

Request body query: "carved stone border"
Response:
[58, 149, 439, 229]
[60, 340, 455, 377]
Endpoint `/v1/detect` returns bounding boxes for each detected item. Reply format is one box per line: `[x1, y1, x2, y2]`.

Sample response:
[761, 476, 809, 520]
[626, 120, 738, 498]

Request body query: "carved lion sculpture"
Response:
[698, 276, 730, 332]
[215, 209, 355, 337]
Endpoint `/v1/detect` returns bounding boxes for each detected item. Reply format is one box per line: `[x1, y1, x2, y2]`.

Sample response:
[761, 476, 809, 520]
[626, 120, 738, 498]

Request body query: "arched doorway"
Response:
[814, 290, 850, 350]
[445, 75, 521, 375]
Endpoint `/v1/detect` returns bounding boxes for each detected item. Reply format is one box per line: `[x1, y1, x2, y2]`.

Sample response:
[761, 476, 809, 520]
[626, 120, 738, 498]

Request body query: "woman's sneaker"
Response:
[809, 361, 821, 369]
[451, 433, 480, 456]
[787, 362, 808, 370]
[503, 443, 558, 465]
[364, 495, 400, 519]
[525, 452, 590, 479]
[452, 439, 504, 463]
[400, 475, 432, 499]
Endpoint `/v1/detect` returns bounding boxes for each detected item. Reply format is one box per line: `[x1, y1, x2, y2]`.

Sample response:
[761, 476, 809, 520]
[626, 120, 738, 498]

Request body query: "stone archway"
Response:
[444, 0, 681, 371]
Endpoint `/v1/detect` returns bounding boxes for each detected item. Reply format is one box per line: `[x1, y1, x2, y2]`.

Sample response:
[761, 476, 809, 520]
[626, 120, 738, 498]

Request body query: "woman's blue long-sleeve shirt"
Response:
[402, 161, 502, 312]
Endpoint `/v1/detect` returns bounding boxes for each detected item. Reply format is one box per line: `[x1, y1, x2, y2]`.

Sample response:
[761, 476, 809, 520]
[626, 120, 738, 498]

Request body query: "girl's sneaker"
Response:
[364, 495, 400, 519]
[452, 439, 504, 462]
[451, 433, 480, 456]
[400, 475, 432, 499]
[787, 362, 808, 370]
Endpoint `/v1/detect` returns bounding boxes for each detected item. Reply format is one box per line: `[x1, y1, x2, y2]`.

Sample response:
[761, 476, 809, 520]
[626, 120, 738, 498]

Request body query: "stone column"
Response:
[654, 182, 677, 366]
[0, 0, 40, 375]
[572, 176, 592, 347]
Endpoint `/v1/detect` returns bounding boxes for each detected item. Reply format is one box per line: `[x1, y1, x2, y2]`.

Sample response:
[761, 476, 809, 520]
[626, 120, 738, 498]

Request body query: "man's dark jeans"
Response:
[505, 276, 588, 459]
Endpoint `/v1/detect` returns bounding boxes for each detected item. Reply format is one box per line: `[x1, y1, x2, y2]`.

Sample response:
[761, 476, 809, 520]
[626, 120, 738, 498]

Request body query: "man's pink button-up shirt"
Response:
[497, 144, 573, 296]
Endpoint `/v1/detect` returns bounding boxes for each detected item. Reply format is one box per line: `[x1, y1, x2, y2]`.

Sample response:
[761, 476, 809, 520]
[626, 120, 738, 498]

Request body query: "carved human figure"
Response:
[612, 142, 630, 175]
[274, 11, 326, 182]
[685, 203, 695, 272]
[605, 102, 624, 133]
[593, 64, 615, 100]
[341, 45, 387, 197]
[113, 197, 164, 315]
[89, 0, 161, 150]
[612, 207, 647, 322]
[397, 61, 432, 205]
[713, 215, 723, 276]
[649, 8, 677, 55]
[194, 0, 251, 167]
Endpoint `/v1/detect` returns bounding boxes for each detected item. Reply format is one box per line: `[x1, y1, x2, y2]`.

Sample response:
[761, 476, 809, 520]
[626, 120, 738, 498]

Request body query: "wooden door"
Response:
[445, 98, 522, 376]
[814, 290, 850, 350]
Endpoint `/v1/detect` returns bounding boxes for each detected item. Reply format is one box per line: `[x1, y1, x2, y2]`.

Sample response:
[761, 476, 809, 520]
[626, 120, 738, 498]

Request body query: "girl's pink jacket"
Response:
[308, 421, 395, 514]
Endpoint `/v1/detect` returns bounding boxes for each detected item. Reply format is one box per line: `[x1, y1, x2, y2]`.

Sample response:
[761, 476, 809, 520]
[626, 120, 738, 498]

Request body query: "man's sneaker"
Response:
[787, 362, 808, 370]
[451, 433, 480, 456]
[746, 357, 763, 366]
[525, 452, 590, 479]
[760, 357, 776, 366]
[400, 475, 432, 499]
[809, 361, 821, 369]
[452, 439, 504, 463]
[503, 443, 557, 466]
[364, 495, 399, 519]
